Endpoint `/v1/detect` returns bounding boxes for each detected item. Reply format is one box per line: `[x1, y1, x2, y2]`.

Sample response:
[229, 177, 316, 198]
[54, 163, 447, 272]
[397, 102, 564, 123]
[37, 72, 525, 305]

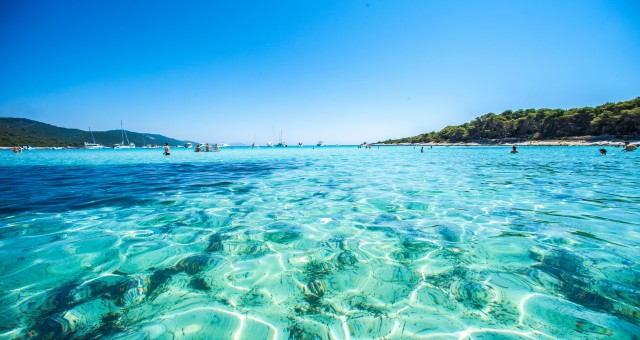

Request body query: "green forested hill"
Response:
[383, 97, 640, 144]
[0, 118, 194, 147]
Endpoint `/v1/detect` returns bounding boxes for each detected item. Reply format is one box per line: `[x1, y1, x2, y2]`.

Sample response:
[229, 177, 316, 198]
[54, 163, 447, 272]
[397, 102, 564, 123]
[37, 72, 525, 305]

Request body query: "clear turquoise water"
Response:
[1, 146, 639, 339]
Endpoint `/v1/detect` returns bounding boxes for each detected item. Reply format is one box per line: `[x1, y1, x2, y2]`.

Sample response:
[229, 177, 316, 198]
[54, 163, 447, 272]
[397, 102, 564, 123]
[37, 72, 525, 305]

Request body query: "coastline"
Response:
[377, 138, 639, 147]
[2, 138, 639, 149]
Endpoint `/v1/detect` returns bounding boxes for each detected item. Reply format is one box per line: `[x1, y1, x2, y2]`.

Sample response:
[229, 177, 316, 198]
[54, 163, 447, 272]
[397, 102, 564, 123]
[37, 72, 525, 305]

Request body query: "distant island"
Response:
[382, 97, 640, 144]
[0, 118, 195, 147]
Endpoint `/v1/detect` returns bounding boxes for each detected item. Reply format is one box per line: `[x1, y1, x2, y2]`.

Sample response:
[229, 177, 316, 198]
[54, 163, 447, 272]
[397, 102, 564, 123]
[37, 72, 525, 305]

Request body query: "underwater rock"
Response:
[190, 277, 212, 291]
[530, 248, 589, 279]
[146, 268, 177, 297]
[206, 233, 224, 252]
[304, 260, 334, 281]
[336, 251, 358, 266]
[264, 230, 303, 244]
[225, 239, 269, 257]
[25, 282, 78, 317]
[400, 238, 438, 252]
[175, 255, 217, 275]
[390, 250, 424, 262]
[113, 276, 149, 306]
[307, 280, 326, 297]
[22, 298, 117, 340]
[436, 225, 463, 243]
[263, 222, 303, 244]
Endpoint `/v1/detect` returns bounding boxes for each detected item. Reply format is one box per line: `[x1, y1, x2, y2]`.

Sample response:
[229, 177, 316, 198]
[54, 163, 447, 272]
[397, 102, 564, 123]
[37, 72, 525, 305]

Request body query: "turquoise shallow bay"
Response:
[0, 146, 639, 339]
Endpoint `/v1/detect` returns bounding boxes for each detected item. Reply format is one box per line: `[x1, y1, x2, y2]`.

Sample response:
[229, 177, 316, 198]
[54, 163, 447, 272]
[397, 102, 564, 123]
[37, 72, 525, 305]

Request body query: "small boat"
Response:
[21, 145, 34, 150]
[298, 142, 303, 147]
[114, 143, 135, 149]
[84, 126, 105, 149]
[317, 141, 325, 147]
[219, 143, 230, 147]
[84, 142, 105, 149]
[113, 121, 135, 149]
[185, 143, 193, 148]
[275, 131, 287, 147]
[266, 141, 275, 147]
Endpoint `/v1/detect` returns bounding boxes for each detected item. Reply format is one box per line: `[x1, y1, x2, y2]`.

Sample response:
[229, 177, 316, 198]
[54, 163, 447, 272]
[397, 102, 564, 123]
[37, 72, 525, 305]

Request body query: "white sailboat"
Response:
[114, 120, 135, 149]
[84, 126, 105, 149]
[275, 131, 286, 147]
[317, 141, 325, 147]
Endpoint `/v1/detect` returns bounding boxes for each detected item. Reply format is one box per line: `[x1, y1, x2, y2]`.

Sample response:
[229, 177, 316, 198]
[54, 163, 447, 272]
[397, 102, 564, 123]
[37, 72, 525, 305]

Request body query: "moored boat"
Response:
[113, 121, 135, 149]
[85, 126, 105, 149]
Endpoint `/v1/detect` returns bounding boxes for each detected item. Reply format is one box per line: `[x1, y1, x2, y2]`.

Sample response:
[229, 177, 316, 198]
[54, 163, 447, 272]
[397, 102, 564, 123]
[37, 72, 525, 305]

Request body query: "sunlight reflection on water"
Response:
[0, 146, 639, 338]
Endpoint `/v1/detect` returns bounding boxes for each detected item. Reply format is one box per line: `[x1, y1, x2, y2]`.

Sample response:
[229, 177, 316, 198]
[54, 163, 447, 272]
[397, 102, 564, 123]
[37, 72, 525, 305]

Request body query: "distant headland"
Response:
[0, 118, 196, 148]
[380, 97, 640, 145]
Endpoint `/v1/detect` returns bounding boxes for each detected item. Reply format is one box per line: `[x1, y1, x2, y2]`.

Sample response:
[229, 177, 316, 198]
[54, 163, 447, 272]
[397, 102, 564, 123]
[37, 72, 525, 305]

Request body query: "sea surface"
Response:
[0, 146, 639, 339]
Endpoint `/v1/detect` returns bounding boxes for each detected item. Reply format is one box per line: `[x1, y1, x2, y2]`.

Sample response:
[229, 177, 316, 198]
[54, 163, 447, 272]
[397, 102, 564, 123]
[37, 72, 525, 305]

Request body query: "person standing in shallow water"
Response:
[511, 145, 519, 154]
[163, 143, 170, 155]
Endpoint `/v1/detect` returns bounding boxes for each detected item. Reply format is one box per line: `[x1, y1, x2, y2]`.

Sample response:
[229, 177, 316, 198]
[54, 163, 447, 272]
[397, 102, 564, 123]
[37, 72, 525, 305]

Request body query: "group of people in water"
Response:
[194, 143, 219, 152]
[597, 141, 637, 155]
[163, 143, 220, 155]
[508, 141, 637, 155]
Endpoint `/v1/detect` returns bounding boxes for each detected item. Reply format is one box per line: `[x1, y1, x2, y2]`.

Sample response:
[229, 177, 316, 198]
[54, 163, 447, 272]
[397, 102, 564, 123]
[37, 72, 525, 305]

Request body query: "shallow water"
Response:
[1, 146, 639, 339]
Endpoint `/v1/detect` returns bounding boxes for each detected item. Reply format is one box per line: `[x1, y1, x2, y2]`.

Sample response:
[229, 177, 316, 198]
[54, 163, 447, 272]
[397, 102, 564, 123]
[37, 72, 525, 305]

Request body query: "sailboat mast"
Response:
[120, 120, 125, 144]
[121, 120, 130, 144]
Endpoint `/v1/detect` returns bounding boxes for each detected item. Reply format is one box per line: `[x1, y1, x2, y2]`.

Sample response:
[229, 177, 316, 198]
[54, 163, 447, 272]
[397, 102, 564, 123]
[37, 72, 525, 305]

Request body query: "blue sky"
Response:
[1, 0, 639, 145]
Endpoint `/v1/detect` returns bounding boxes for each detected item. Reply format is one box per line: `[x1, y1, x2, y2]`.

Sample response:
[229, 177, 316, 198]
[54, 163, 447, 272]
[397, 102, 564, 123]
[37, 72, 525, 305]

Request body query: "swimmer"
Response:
[205, 143, 211, 152]
[195, 144, 201, 152]
[511, 145, 519, 154]
[622, 141, 637, 152]
[163, 143, 170, 156]
[599, 148, 606, 155]
[215, 144, 219, 151]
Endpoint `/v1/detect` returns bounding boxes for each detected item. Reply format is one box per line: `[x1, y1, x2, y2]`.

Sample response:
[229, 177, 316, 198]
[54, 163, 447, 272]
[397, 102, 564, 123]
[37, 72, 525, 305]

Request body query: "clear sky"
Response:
[1, 0, 639, 145]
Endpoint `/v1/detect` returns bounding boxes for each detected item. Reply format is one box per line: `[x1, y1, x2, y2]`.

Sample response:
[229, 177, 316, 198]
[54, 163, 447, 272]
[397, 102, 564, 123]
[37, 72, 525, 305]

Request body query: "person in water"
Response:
[215, 144, 219, 151]
[195, 144, 201, 152]
[622, 141, 637, 152]
[599, 148, 607, 155]
[163, 143, 170, 156]
[511, 145, 519, 154]
[205, 143, 212, 152]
